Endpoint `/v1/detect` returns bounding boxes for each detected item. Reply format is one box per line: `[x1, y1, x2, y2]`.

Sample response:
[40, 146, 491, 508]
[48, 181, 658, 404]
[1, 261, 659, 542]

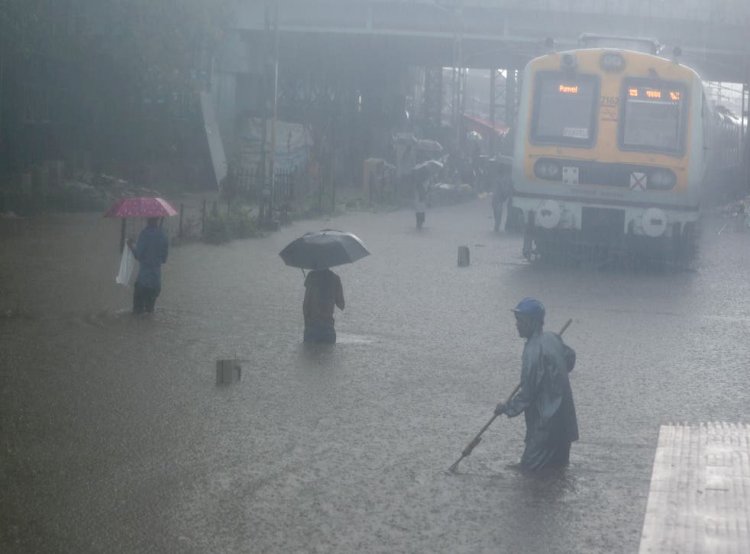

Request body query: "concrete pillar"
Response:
[423, 66, 443, 129]
[743, 76, 750, 190]
[505, 68, 517, 129]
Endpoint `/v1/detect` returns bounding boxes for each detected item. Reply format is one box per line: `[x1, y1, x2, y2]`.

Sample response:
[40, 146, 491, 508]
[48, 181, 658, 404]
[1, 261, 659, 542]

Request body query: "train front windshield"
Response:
[531, 72, 599, 146]
[620, 80, 686, 154]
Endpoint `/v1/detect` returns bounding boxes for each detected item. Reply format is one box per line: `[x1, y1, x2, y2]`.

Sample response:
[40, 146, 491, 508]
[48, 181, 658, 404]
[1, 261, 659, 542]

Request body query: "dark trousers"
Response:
[304, 323, 336, 344]
[133, 283, 160, 314]
[416, 211, 425, 229]
[493, 199, 506, 231]
[520, 440, 571, 471]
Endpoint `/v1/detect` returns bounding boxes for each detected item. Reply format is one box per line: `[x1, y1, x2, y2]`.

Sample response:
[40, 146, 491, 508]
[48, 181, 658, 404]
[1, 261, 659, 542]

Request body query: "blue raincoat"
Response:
[134, 225, 169, 289]
[504, 329, 578, 470]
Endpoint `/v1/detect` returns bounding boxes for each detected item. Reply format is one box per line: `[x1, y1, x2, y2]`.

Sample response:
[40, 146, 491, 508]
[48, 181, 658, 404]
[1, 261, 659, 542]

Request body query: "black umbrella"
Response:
[412, 159, 444, 173]
[279, 229, 370, 270]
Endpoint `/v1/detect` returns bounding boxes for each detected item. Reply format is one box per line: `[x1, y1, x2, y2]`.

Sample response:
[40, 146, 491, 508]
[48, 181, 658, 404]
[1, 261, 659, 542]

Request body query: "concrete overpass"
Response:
[232, 0, 750, 83]
[211, 0, 749, 195]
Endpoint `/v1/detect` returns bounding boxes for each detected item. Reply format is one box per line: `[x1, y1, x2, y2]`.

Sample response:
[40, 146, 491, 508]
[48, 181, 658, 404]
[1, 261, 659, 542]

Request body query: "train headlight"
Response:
[537, 200, 562, 229]
[641, 208, 667, 237]
[534, 159, 561, 180]
[560, 53, 577, 72]
[600, 52, 626, 72]
[649, 169, 676, 190]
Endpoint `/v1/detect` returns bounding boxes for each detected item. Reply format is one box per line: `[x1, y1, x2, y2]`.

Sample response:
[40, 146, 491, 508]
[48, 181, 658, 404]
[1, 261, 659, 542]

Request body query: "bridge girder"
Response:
[235, 0, 750, 83]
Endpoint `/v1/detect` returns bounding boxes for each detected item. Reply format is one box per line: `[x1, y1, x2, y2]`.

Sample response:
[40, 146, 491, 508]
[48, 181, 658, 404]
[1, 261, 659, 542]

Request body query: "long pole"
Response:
[448, 318, 573, 473]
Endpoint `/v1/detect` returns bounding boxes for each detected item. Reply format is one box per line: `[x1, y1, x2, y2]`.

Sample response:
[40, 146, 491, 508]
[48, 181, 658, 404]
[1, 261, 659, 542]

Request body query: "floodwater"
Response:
[1, 200, 749, 553]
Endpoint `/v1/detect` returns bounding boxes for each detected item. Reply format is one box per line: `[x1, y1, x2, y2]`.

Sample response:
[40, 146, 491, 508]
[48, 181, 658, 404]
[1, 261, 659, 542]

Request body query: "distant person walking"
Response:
[494, 298, 578, 470]
[303, 268, 345, 343]
[492, 168, 512, 232]
[414, 179, 428, 229]
[127, 217, 169, 314]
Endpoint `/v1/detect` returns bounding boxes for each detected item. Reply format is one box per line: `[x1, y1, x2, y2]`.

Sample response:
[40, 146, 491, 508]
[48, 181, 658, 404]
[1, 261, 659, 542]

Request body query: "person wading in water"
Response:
[302, 268, 345, 344]
[494, 298, 578, 470]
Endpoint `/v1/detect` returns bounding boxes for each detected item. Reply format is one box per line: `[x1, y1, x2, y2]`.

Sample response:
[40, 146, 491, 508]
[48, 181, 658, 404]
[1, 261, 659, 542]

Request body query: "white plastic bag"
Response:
[116, 245, 135, 286]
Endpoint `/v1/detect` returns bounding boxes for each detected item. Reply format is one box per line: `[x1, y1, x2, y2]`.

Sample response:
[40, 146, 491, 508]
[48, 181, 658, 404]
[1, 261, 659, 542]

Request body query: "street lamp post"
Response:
[261, 0, 280, 226]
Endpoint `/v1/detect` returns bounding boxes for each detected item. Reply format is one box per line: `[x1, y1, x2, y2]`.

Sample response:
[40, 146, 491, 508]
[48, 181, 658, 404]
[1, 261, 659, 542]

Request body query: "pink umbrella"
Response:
[104, 197, 178, 252]
[104, 196, 178, 218]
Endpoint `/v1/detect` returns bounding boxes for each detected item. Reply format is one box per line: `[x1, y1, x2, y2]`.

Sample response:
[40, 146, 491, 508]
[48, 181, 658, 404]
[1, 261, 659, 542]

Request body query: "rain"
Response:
[2, 1, 750, 553]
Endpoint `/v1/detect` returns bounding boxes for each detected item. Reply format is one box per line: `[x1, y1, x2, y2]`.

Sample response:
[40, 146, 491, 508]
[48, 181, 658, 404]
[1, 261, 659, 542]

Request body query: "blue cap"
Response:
[512, 297, 545, 319]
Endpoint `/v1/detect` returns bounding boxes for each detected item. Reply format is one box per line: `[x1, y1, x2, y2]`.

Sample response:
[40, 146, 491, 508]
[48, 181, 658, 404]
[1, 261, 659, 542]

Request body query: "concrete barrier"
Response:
[216, 359, 242, 385]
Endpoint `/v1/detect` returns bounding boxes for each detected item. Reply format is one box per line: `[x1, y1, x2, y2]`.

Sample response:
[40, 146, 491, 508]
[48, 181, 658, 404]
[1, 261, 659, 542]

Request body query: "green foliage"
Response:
[203, 208, 260, 244]
[227, 209, 259, 239]
[47, 182, 110, 212]
[203, 214, 231, 244]
[290, 196, 326, 220]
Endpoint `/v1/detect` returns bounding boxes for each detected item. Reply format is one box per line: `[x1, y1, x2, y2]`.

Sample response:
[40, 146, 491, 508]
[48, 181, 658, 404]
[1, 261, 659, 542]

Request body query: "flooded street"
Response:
[2, 199, 750, 553]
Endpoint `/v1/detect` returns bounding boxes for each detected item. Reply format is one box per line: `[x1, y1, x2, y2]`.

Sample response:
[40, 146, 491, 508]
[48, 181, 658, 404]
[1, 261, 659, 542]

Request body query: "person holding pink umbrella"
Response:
[127, 218, 169, 314]
[105, 196, 175, 313]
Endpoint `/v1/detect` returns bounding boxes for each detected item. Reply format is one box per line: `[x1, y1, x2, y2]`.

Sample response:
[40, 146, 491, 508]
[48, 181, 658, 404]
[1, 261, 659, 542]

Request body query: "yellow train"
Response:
[511, 41, 743, 262]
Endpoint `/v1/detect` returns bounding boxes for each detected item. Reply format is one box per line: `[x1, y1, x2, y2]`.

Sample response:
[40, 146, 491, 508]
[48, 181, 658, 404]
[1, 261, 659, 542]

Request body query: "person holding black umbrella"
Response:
[303, 268, 345, 343]
[279, 230, 368, 344]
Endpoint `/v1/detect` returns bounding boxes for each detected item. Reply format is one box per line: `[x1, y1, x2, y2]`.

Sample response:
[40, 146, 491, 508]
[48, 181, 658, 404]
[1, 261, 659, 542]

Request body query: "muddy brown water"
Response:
[2, 202, 749, 553]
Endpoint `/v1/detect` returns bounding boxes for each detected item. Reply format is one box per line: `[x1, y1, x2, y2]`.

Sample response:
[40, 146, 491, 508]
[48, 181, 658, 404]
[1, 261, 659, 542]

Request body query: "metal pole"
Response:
[331, 107, 336, 213]
[119, 219, 126, 253]
[269, 0, 280, 218]
[260, 4, 270, 217]
[455, 0, 464, 149]
[451, 63, 458, 134]
[489, 68, 497, 155]
[201, 198, 206, 237]
[742, 83, 747, 143]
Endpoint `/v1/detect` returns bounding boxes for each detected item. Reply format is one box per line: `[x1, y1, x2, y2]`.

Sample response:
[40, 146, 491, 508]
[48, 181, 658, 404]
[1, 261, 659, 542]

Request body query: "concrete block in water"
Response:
[216, 360, 242, 385]
[457, 245, 470, 267]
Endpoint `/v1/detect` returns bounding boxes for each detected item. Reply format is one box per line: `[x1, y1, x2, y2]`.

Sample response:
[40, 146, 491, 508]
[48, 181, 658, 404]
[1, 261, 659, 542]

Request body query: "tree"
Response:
[0, 0, 231, 180]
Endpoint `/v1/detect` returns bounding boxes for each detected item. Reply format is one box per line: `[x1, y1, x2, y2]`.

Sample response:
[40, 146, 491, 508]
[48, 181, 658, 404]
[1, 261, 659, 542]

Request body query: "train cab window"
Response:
[530, 72, 599, 147]
[620, 79, 687, 155]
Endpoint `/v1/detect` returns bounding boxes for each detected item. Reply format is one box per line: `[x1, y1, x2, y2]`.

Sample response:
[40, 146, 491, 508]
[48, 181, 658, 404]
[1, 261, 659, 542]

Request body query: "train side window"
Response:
[530, 71, 599, 147]
[619, 78, 687, 155]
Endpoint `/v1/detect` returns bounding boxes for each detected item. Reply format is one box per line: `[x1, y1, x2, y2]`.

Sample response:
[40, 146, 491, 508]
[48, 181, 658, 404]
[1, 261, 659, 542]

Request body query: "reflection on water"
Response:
[80, 307, 134, 327]
[335, 333, 377, 345]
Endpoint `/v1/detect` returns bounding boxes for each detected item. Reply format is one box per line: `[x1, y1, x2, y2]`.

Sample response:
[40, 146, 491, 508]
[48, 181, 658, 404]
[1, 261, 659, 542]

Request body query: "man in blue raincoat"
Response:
[495, 298, 578, 470]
